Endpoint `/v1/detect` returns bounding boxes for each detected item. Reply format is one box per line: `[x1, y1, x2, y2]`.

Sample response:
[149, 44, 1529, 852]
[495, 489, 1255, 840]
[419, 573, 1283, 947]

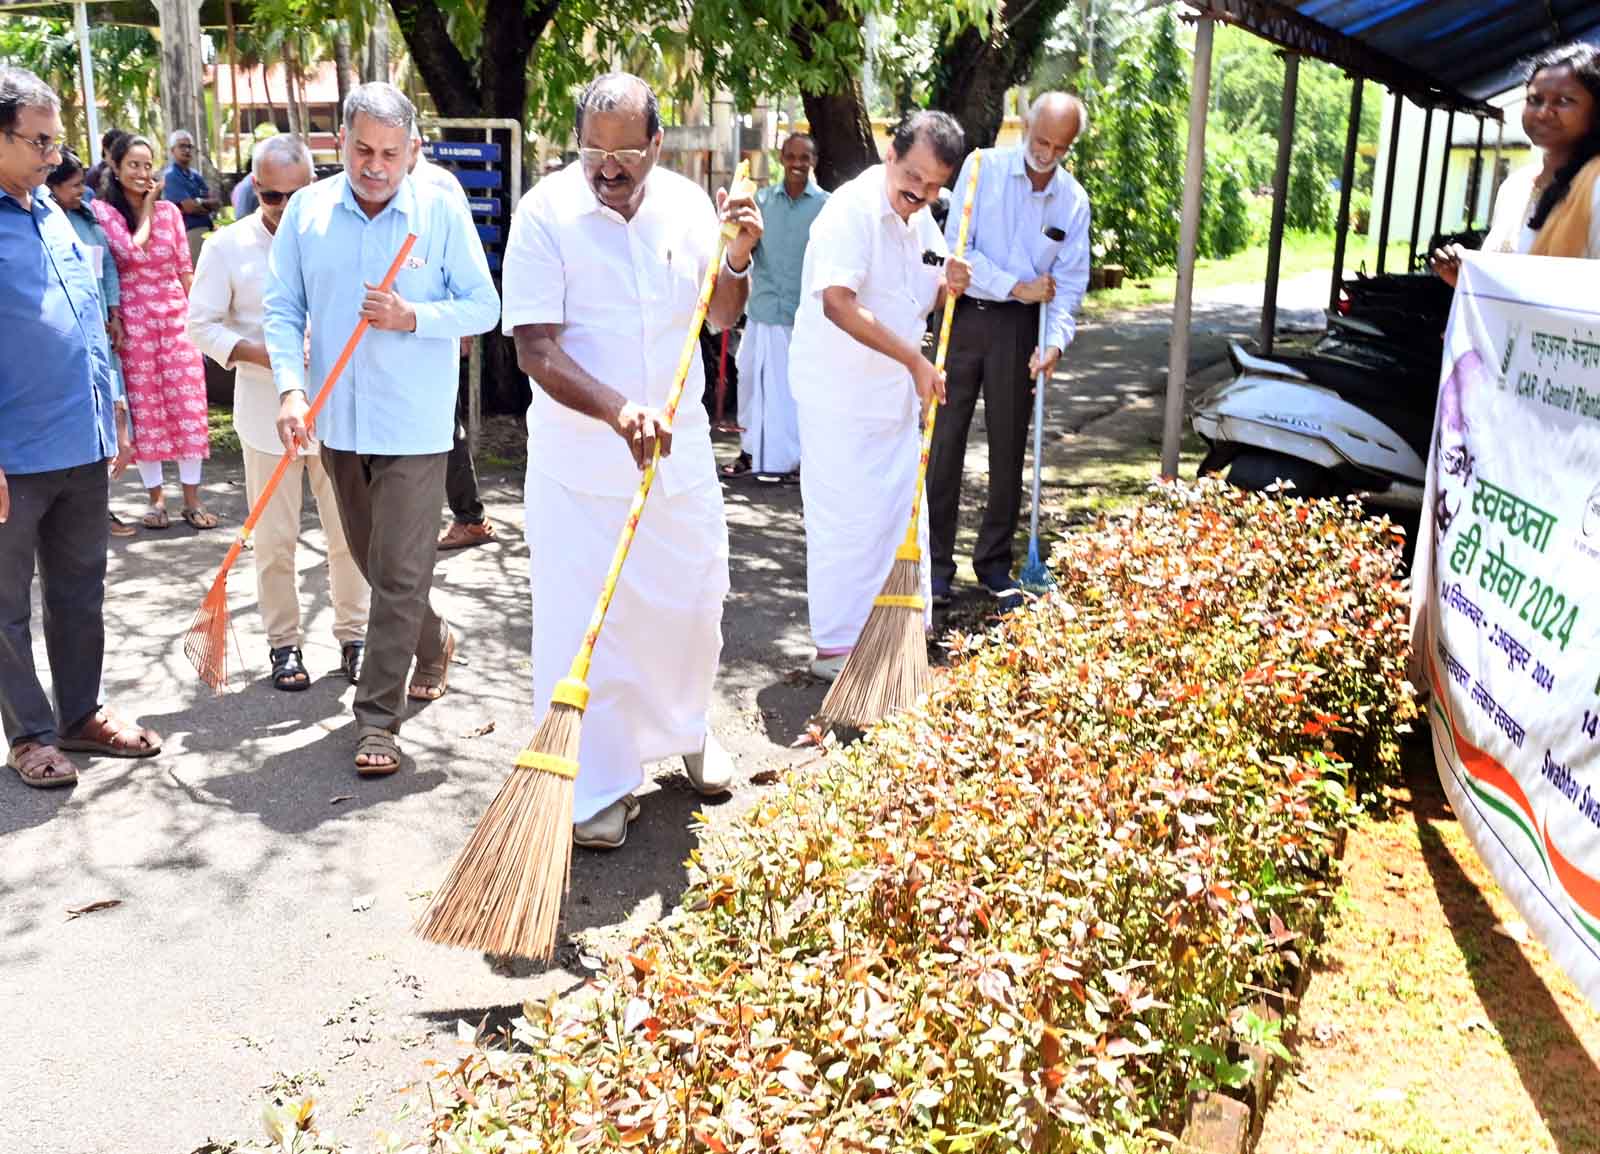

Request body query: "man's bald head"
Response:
[1023, 91, 1085, 176]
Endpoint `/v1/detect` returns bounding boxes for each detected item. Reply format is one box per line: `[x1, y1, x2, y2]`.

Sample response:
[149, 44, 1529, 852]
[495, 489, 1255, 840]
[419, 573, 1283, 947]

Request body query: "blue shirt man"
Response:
[161, 130, 215, 233]
[0, 65, 160, 783]
[927, 92, 1092, 604]
[261, 82, 500, 774]
[746, 175, 827, 327]
[0, 185, 117, 476]
[263, 169, 500, 454]
[729, 132, 827, 478]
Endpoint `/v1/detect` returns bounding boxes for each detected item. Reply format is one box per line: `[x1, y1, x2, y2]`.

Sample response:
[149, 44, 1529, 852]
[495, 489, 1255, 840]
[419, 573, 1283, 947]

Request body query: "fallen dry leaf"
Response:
[749, 769, 782, 786]
[66, 899, 122, 921]
[330, 794, 355, 806]
[462, 720, 496, 739]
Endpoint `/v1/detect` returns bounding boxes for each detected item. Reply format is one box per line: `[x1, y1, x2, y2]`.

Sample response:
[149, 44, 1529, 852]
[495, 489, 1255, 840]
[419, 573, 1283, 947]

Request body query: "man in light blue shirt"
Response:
[927, 91, 1091, 606]
[264, 81, 500, 776]
[725, 132, 827, 481]
[0, 67, 159, 789]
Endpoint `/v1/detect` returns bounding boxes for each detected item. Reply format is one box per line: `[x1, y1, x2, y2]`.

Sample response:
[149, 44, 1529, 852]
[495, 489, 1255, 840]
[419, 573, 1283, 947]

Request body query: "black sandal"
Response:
[269, 645, 311, 692]
[719, 451, 753, 478]
[340, 640, 365, 685]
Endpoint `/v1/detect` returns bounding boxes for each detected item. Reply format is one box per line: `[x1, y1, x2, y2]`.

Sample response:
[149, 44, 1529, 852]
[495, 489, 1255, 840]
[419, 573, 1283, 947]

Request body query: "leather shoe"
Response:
[573, 794, 641, 850]
[682, 735, 734, 796]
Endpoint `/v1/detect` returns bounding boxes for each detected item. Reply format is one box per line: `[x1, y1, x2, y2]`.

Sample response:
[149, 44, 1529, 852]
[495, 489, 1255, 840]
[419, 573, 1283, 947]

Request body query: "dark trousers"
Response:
[321, 447, 450, 733]
[0, 463, 109, 748]
[445, 378, 484, 525]
[927, 297, 1039, 587]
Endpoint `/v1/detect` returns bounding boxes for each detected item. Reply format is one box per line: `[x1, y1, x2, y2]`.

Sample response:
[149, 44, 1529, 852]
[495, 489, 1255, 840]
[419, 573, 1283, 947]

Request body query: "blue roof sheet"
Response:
[1288, 0, 1600, 100]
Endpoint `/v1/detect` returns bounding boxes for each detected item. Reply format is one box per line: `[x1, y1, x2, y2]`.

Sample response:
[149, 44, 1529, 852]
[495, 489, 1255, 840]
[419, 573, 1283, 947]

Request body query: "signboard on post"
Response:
[1415, 253, 1600, 1008]
[419, 119, 523, 452]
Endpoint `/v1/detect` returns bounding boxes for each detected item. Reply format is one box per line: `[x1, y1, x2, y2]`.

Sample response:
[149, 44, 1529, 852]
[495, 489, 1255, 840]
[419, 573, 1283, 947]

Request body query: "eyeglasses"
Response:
[257, 188, 291, 206]
[4, 130, 65, 157]
[578, 146, 650, 168]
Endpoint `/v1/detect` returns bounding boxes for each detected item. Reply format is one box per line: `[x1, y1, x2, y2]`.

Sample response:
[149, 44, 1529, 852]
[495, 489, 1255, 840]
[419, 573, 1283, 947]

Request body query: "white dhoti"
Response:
[527, 470, 730, 822]
[735, 321, 801, 474]
[796, 401, 932, 653]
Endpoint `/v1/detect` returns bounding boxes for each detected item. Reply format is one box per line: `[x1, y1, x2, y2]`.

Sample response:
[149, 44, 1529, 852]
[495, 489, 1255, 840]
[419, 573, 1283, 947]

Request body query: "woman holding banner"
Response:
[1433, 43, 1600, 279]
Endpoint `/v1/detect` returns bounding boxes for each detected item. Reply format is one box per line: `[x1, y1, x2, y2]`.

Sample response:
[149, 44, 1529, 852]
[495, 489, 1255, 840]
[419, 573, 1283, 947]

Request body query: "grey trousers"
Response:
[320, 447, 449, 733]
[0, 463, 109, 749]
[927, 297, 1039, 587]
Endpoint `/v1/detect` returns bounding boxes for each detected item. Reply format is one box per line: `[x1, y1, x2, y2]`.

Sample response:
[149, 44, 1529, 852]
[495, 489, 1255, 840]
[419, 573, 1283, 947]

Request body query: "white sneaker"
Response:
[682, 735, 734, 796]
[810, 653, 849, 682]
[572, 794, 641, 850]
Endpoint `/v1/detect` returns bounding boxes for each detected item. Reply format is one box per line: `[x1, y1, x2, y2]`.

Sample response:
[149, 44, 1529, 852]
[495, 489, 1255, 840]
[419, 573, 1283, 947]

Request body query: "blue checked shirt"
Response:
[162, 161, 213, 231]
[0, 187, 117, 475]
[945, 146, 1091, 354]
[263, 172, 501, 456]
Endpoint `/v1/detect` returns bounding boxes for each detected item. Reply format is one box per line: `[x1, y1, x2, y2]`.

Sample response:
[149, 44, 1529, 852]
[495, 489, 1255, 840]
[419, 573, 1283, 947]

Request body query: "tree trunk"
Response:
[801, 87, 879, 189]
[280, 44, 302, 135]
[333, 28, 354, 128]
[930, 0, 1074, 150]
[364, 3, 390, 84]
[791, 0, 879, 189]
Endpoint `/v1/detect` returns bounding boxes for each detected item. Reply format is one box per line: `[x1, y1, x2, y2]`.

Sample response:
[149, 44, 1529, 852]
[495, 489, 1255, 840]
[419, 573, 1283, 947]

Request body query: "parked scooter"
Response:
[1191, 255, 1464, 511]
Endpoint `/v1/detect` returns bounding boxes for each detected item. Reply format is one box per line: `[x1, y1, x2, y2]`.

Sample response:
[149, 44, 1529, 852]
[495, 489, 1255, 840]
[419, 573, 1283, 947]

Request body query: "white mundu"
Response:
[789, 164, 944, 653]
[501, 163, 730, 822]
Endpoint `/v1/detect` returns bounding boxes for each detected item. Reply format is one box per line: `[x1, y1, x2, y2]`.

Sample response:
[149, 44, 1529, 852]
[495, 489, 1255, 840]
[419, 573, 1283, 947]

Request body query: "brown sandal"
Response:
[8, 741, 78, 788]
[407, 631, 455, 702]
[58, 709, 162, 758]
[355, 726, 401, 777]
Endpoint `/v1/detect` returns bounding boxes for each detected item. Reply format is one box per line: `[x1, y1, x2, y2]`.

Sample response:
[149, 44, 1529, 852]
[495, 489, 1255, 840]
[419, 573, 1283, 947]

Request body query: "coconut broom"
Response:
[185, 233, 418, 692]
[818, 152, 983, 729]
[415, 163, 756, 962]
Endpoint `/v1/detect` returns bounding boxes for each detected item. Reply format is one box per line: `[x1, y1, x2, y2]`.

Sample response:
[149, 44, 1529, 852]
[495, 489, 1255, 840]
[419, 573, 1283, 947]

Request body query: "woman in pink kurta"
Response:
[92, 134, 217, 530]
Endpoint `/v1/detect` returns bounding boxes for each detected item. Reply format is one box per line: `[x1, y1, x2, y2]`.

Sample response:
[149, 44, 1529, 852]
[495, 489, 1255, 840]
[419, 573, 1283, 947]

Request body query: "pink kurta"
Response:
[92, 197, 210, 463]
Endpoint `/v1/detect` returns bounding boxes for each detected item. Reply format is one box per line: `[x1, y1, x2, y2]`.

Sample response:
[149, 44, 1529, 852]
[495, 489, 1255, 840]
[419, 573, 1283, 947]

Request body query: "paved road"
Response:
[0, 291, 1287, 1152]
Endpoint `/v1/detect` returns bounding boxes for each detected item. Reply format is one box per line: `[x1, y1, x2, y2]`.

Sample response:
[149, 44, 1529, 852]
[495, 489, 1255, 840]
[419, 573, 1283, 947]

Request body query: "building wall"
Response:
[1371, 89, 1531, 252]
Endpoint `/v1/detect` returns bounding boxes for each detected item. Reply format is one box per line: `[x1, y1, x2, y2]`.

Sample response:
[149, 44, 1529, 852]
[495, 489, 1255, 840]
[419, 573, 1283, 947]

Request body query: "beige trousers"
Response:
[242, 443, 369, 649]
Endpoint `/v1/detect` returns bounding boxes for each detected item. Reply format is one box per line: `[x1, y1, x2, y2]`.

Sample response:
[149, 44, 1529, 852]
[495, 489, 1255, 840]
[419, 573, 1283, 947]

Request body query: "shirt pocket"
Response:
[393, 249, 445, 303]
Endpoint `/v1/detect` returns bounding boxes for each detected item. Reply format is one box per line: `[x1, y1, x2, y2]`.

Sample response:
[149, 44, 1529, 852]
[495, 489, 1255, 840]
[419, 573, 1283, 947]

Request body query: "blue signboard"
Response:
[476, 224, 502, 244]
[468, 196, 501, 216]
[486, 251, 501, 271]
[428, 141, 501, 163]
[450, 169, 502, 190]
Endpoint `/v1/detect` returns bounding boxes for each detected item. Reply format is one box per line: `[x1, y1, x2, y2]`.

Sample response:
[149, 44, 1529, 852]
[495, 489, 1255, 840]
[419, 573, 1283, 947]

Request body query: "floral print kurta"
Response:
[91, 197, 209, 463]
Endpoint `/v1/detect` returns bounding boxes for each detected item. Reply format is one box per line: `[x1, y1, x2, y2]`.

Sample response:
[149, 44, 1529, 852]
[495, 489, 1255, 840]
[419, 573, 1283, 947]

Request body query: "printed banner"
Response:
[1414, 253, 1600, 1008]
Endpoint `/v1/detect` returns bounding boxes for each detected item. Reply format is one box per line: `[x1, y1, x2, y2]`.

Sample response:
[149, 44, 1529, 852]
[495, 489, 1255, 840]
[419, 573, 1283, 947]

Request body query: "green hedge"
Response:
[391, 482, 1414, 1152]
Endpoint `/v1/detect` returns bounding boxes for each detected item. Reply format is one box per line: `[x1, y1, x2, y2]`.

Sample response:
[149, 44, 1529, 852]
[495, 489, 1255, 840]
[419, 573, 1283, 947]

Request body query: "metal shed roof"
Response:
[1194, 0, 1600, 115]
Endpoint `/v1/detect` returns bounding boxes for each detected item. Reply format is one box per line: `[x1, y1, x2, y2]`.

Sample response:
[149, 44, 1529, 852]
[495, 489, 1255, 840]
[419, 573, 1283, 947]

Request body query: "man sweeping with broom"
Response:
[789, 110, 970, 682]
[500, 72, 760, 850]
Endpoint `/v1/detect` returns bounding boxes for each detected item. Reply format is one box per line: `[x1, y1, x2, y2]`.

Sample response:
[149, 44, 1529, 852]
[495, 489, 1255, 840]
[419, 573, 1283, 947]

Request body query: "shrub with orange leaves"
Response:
[419, 480, 1415, 1152]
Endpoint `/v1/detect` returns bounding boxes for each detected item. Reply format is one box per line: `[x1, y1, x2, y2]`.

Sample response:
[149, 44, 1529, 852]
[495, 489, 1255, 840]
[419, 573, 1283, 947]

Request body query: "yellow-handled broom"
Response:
[818, 152, 982, 728]
[185, 233, 418, 691]
[416, 163, 756, 962]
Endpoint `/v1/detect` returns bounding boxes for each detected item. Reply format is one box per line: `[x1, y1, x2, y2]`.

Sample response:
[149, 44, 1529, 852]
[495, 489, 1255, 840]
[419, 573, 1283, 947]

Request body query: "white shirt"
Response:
[188, 212, 296, 456]
[951, 146, 1091, 353]
[1484, 162, 1600, 258]
[501, 163, 719, 498]
[788, 165, 947, 423]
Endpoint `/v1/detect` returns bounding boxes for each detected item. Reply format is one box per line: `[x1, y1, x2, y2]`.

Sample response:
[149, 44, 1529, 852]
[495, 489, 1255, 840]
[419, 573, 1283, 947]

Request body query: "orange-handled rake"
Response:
[416, 163, 756, 962]
[185, 232, 419, 691]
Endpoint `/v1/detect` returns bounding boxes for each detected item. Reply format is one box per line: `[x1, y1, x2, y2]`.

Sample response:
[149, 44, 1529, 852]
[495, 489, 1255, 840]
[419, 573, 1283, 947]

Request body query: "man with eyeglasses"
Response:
[188, 134, 371, 696]
[501, 71, 762, 850]
[162, 129, 221, 264]
[264, 82, 500, 777]
[0, 66, 163, 790]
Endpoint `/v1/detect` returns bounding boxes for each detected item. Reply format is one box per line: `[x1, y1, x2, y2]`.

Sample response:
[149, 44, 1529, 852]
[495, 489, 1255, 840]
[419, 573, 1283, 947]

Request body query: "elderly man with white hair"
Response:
[188, 134, 371, 694]
[925, 91, 1090, 608]
[160, 128, 220, 263]
[264, 82, 500, 776]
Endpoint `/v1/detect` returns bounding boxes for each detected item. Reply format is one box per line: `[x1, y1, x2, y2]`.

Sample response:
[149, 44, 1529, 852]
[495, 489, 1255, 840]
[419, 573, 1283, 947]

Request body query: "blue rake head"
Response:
[1019, 539, 1052, 593]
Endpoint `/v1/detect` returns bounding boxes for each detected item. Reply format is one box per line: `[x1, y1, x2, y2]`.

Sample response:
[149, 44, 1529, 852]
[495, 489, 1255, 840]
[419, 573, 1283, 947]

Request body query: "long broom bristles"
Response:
[414, 701, 582, 961]
[819, 555, 928, 728]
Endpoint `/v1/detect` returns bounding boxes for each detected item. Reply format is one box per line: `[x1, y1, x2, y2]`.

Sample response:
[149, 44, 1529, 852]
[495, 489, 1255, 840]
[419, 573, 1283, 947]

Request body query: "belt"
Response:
[958, 296, 1030, 312]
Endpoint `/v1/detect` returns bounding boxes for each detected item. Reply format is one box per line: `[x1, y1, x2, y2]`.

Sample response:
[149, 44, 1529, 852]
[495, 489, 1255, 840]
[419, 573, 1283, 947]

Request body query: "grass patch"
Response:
[208, 404, 242, 456]
[1082, 232, 1416, 314]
